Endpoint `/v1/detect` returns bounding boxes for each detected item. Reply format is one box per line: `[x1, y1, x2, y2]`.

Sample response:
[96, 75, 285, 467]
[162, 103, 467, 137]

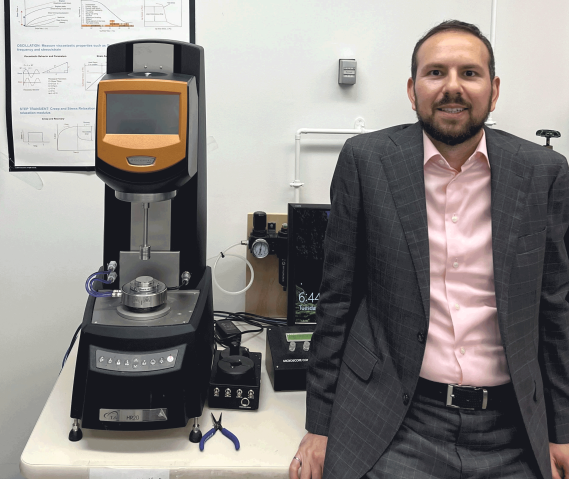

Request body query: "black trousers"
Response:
[363, 388, 544, 479]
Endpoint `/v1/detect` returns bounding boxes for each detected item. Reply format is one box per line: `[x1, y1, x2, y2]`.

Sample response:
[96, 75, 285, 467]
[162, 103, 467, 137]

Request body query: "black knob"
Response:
[536, 129, 561, 138]
[229, 340, 241, 356]
[536, 130, 561, 149]
[252, 211, 267, 237]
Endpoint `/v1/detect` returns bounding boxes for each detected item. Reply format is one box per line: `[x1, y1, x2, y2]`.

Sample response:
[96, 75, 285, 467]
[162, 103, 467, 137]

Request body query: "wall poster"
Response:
[4, 0, 195, 171]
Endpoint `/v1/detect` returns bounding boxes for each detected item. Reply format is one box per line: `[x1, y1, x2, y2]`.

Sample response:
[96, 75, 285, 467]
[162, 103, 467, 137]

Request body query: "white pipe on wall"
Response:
[485, 0, 498, 128]
[291, 119, 375, 202]
[490, 0, 497, 47]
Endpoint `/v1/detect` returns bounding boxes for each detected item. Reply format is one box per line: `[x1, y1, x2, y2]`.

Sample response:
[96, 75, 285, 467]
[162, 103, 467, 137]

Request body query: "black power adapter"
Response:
[215, 320, 242, 342]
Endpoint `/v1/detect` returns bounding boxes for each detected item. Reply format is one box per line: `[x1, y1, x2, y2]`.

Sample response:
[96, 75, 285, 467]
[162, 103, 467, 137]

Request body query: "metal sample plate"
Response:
[116, 304, 171, 321]
[92, 290, 199, 327]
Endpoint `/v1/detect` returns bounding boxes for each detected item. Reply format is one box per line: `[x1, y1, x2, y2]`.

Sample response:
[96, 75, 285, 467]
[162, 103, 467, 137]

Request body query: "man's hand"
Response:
[550, 443, 569, 479]
[289, 432, 328, 479]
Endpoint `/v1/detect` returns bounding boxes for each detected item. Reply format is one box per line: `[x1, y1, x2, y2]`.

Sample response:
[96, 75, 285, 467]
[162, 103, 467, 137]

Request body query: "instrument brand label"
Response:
[127, 155, 156, 166]
[99, 408, 168, 422]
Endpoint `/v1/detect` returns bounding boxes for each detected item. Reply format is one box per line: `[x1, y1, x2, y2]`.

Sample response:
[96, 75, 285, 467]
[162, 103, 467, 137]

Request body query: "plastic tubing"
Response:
[212, 243, 255, 296]
[88, 278, 114, 297]
[85, 271, 113, 298]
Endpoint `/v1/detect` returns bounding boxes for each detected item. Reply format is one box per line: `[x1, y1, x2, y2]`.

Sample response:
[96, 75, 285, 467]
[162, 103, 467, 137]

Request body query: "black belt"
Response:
[416, 377, 515, 410]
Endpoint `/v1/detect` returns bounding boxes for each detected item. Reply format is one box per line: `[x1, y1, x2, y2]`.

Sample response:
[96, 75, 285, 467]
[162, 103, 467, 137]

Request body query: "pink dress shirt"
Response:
[419, 131, 511, 387]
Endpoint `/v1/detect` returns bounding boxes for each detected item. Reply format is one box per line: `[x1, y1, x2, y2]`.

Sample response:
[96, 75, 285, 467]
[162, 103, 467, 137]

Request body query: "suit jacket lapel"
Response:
[485, 127, 532, 341]
[381, 124, 532, 333]
[383, 123, 431, 324]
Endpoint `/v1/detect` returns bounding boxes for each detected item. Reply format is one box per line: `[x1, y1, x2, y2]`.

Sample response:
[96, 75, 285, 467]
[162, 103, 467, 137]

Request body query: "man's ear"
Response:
[407, 78, 417, 111]
[490, 76, 500, 112]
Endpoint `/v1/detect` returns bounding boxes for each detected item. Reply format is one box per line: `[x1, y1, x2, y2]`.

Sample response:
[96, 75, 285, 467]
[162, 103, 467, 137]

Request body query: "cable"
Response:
[167, 274, 191, 291]
[63, 268, 114, 373]
[213, 310, 287, 348]
[212, 242, 255, 295]
[61, 323, 82, 373]
[216, 311, 288, 326]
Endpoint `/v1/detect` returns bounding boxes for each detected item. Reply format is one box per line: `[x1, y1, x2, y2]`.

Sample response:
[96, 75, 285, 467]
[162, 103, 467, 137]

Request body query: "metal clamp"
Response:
[446, 384, 488, 410]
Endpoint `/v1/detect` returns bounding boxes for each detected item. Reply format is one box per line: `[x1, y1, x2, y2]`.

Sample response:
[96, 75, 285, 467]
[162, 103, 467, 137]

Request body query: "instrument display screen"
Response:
[106, 93, 180, 134]
[286, 332, 313, 342]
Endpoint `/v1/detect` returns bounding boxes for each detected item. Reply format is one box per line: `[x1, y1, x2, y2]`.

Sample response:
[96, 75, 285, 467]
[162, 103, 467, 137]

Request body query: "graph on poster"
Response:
[83, 63, 106, 90]
[144, 1, 182, 27]
[21, 130, 49, 145]
[18, 63, 70, 95]
[57, 124, 95, 151]
[81, 1, 134, 28]
[45, 62, 69, 73]
[20, 0, 72, 27]
[21, 67, 41, 87]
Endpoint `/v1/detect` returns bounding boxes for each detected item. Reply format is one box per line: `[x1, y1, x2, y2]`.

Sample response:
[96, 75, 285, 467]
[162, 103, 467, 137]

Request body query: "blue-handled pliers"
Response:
[199, 413, 240, 451]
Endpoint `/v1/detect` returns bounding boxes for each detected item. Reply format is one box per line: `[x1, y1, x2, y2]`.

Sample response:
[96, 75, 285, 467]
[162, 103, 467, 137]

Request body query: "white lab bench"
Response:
[20, 328, 306, 478]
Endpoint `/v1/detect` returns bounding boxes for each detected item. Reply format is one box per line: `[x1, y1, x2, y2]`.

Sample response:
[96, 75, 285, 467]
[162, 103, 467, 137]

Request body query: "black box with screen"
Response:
[287, 204, 330, 325]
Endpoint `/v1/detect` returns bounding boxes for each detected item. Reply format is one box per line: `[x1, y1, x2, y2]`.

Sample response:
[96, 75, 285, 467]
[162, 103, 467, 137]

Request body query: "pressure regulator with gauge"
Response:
[251, 238, 270, 259]
[248, 211, 289, 290]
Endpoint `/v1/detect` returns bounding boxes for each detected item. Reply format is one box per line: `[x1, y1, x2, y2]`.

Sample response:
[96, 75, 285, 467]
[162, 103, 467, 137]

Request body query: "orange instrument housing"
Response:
[95, 72, 199, 195]
[97, 79, 187, 174]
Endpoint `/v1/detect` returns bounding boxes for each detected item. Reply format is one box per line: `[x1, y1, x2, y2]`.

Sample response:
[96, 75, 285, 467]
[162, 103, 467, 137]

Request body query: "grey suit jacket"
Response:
[305, 122, 569, 479]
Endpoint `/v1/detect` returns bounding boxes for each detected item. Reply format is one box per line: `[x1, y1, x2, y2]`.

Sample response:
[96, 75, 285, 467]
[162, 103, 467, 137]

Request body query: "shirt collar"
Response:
[422, 130, 490, 169]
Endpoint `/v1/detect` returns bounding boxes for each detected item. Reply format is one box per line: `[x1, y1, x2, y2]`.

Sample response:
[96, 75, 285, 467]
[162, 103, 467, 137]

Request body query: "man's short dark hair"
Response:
[411, 20, 495, 82]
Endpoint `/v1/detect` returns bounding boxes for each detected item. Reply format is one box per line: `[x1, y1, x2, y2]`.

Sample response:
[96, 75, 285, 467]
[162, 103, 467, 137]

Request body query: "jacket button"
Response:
[417, 332, 425, 343]
[402, 393, 410, 405]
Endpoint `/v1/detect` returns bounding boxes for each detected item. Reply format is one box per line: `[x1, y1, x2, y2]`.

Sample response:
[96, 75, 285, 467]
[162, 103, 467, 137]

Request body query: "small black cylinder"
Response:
[252, 211, 267, 236]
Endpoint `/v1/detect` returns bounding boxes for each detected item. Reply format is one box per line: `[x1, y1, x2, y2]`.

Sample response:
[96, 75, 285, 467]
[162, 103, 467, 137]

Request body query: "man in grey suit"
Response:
[290, 20, 569, 479]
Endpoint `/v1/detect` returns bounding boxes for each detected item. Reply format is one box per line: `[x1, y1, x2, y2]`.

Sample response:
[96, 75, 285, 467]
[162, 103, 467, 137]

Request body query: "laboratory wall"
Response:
[1, 0, 568, 477]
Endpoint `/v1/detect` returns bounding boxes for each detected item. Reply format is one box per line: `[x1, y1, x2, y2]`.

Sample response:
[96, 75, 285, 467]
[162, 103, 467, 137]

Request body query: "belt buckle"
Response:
[446, 384, 488, 410]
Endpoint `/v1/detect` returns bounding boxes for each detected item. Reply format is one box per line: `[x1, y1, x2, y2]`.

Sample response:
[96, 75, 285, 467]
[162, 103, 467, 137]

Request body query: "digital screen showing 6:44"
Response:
[295, 288, 320, 322]
[288, 204, 330, 324]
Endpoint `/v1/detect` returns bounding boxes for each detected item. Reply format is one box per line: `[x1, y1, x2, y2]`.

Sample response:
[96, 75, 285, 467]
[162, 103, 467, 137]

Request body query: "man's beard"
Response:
[415, 91, 491, 146]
